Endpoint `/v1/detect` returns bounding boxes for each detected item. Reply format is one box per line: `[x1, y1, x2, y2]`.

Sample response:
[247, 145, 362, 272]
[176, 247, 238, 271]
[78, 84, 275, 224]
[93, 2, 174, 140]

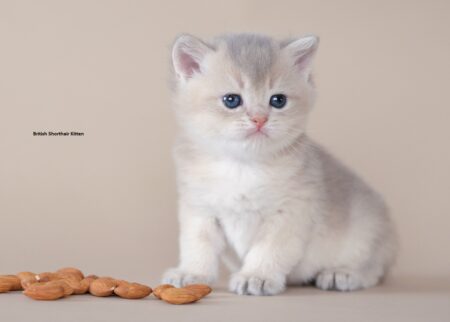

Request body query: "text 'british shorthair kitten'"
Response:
[162, 33, 397, 295]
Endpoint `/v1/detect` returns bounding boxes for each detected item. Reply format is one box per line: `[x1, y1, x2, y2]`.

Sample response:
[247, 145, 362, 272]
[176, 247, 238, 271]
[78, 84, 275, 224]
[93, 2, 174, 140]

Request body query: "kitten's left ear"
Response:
[172, 34, 213, 81]
[283, 35, 319, 74]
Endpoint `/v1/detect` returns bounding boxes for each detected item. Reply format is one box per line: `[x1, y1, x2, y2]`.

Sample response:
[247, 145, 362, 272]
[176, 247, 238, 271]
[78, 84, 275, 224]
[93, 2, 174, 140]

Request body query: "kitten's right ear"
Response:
[283, 35, 319, 74]
[172, 34, 213, 81]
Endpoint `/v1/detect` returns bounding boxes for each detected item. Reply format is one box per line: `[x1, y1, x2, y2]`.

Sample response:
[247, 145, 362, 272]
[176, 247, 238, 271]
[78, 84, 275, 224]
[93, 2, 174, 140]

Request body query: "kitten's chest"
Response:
[179, 155, 300, 257]
[181, 158, 293, 214]
[187, 160, 282, 256]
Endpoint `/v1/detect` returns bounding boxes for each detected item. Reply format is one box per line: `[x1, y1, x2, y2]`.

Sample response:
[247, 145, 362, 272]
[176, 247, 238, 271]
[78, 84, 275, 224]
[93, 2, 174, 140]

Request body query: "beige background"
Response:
[0, 1, 449, 321]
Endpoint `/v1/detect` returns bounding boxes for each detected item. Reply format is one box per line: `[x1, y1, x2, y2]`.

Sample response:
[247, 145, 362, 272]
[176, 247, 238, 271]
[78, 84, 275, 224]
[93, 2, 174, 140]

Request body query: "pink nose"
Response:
[251, 115, 268, 129]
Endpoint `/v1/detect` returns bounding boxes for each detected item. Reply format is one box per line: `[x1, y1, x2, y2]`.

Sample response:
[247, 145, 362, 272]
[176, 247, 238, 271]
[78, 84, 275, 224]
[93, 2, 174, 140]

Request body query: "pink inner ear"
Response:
[295, 52, 313, 71]
[179, 51, 200, 78]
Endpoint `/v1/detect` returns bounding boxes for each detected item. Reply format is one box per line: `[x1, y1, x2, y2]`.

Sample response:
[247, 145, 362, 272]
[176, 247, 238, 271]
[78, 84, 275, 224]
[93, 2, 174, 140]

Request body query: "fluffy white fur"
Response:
[162, 33, 397, 295]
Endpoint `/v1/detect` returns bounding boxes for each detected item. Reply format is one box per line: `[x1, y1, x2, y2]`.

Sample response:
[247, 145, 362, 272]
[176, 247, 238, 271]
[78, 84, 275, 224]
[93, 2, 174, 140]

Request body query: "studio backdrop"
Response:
[0, 0, 449, 284]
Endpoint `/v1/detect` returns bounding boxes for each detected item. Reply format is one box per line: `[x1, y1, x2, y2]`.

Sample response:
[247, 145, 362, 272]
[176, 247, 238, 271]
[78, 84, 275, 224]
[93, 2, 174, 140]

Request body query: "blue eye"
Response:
[222, 94, 242, 109]
[270, 94, 287, 109]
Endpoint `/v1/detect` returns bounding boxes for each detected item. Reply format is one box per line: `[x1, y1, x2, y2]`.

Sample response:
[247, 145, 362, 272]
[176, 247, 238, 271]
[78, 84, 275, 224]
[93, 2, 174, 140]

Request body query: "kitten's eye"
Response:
[222, 94, 242, 109]
[270, 94, 287, 109]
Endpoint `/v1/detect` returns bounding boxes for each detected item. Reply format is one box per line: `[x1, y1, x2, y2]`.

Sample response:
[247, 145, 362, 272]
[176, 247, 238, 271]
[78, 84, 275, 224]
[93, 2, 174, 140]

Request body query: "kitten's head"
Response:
[171, 33, 319, 158]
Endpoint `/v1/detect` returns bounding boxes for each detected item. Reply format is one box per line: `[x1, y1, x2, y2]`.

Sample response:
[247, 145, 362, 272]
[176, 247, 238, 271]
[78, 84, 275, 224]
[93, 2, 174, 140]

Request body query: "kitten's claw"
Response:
[229, 272, 285, 295]
[162, 268, 213, 287]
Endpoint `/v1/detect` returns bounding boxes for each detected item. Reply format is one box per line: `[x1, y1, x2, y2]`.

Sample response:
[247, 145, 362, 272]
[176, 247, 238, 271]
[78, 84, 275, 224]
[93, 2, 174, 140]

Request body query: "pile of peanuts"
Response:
[0, 267, 211, 304]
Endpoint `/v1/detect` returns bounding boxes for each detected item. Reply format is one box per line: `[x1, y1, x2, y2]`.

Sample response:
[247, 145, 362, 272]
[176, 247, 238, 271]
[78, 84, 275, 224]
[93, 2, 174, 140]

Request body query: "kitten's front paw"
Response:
[162, 267, 214, 287]
[229, 272, 286, 296]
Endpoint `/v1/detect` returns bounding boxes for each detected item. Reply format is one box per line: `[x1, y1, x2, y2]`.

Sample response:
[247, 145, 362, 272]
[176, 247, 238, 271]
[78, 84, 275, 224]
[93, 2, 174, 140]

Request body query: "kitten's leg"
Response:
[229, 207, 312, 296]
[162, 203, 225, 287]
[314, 237, 394, 291]
[314, 263, 386, 291]
[315, 202, 397, 291]
[316, 270, 371, 291]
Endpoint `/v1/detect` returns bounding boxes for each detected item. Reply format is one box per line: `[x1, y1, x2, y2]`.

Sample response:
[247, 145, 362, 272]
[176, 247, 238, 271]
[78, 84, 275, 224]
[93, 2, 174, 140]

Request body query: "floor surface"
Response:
[1, 276, 449, 322]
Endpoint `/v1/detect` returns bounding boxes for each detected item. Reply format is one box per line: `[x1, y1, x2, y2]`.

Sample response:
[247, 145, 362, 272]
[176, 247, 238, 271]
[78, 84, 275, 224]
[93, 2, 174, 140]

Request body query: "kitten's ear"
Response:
[172, 34, 213, 81]
[283, 35, 319, 73]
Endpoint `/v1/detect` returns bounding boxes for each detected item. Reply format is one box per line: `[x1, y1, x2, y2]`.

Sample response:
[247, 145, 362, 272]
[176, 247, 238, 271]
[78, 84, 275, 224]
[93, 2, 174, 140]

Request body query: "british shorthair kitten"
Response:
[162, 33, 397, 295]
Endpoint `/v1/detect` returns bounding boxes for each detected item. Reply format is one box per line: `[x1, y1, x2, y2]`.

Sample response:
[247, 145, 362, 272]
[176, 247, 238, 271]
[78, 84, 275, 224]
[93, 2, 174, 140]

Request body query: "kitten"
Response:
[162, 33, 397, 295]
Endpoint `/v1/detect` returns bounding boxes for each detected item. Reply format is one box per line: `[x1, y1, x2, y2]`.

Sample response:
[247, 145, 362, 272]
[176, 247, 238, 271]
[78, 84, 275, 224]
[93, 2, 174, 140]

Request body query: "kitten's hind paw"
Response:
[315, 270, 366, 291]
[229, 272, 286, 296]
[162, 268, 214, 287]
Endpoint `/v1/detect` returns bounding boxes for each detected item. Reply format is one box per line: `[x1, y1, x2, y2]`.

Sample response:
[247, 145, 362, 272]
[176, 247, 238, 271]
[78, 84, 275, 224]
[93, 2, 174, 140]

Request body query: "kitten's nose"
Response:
[251, 115, 268, 129]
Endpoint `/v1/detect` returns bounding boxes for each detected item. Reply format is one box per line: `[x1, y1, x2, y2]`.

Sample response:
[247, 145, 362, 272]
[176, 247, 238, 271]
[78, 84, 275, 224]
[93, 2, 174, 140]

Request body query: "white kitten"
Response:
[162, 33, 397, 295]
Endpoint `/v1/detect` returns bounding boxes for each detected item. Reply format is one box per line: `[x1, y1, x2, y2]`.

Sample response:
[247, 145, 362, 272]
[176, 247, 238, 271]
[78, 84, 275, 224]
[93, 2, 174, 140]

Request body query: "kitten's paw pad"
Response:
[229, 273, 285, 296]
[162, 268, 213, 287]
[315, 270, 363, 291]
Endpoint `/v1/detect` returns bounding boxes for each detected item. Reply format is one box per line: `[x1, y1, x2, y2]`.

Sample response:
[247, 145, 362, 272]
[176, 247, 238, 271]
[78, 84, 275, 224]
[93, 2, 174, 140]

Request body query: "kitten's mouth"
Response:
[245, 129, 269, 139]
